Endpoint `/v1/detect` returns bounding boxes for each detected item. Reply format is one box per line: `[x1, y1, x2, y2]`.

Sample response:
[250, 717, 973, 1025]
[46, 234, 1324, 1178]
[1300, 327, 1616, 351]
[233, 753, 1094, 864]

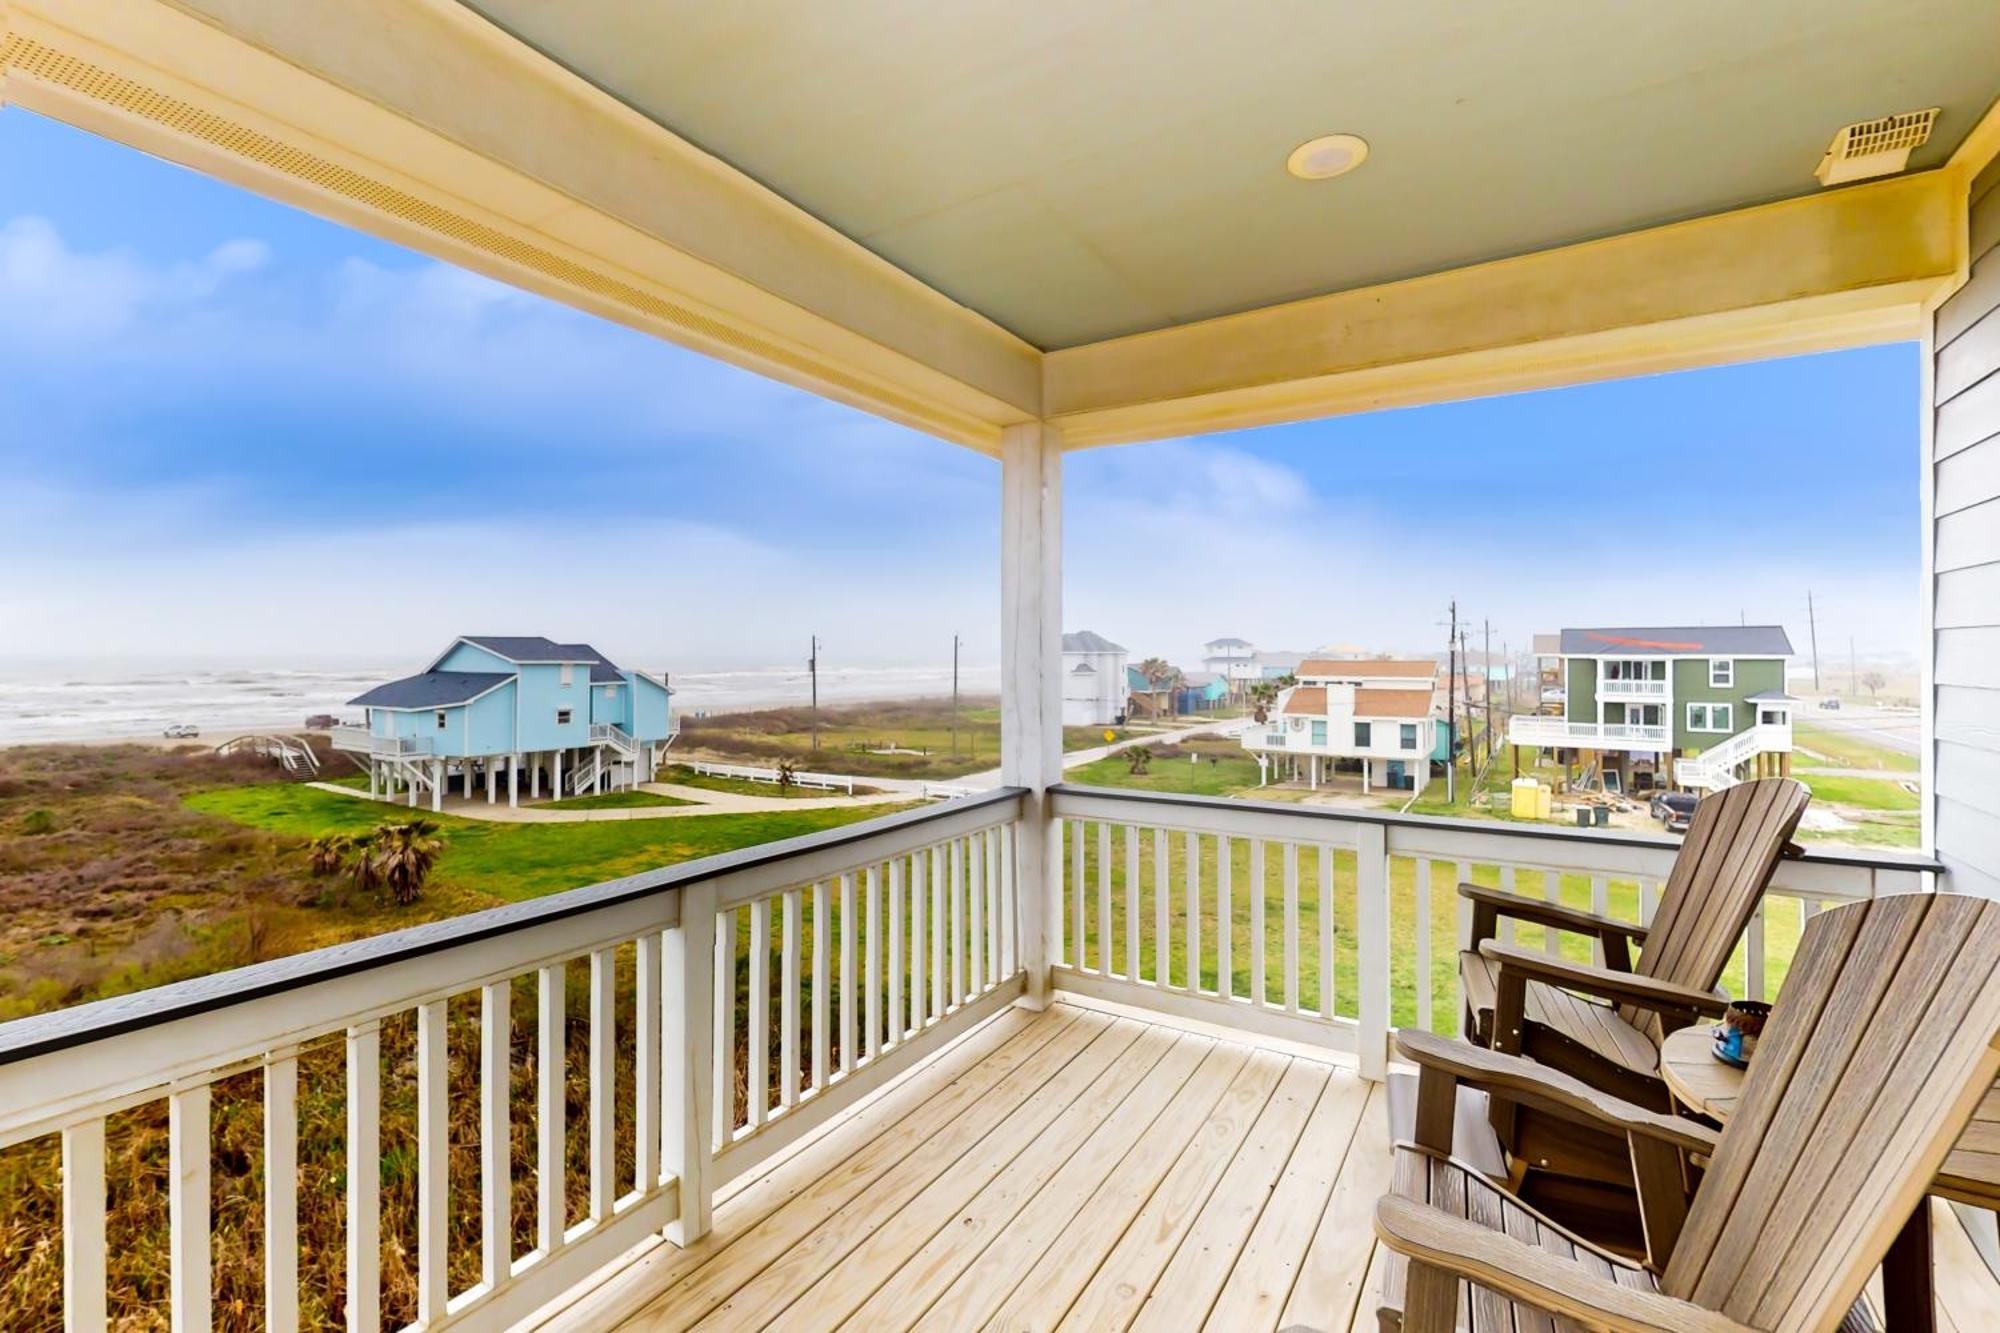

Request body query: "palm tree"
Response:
[370, 820, 444, 906]
[347, 831, 382, 898]
[307, 833, 352, 877]
[1248, 679, 1280, 722]
[1135, 658, 1182, 718]
[775, 758, 800, 792]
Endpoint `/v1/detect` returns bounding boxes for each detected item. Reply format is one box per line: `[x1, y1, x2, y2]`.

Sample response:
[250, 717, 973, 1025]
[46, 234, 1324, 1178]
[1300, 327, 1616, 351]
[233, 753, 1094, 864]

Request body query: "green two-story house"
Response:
[1506, 625, 1797, 793]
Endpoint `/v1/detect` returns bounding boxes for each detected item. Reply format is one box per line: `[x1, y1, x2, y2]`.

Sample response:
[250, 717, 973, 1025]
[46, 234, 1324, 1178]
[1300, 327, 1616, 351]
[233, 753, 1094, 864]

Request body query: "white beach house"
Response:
[1241, 657, 1445, 794]
[1058, 629, 1128, 727]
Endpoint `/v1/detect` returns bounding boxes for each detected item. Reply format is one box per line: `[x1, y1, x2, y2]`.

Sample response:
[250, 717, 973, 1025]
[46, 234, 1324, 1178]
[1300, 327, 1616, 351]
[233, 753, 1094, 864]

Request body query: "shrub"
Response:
[18, 808, 55, 835]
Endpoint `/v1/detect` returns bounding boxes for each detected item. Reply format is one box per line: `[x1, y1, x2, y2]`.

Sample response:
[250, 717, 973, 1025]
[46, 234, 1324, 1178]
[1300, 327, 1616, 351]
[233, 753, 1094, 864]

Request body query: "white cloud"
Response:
[0, 216, 269, 341]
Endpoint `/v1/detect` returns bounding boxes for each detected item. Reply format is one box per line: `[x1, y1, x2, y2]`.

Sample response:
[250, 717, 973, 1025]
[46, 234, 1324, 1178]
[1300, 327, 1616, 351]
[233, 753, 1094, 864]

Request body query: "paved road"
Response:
[1795, 705, 1920, 757]
[951, 715, 1253, 790]
[308, 780, 911, 823]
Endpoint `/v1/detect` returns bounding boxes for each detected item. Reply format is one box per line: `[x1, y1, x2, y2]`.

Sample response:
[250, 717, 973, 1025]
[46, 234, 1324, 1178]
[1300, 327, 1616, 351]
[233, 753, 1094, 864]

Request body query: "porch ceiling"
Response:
[463, 0, 2000, 350]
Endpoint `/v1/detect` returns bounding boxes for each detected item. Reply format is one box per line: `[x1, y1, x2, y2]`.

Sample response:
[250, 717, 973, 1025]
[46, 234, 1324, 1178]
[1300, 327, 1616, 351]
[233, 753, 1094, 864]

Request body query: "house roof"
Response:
[1746, 689, 1802, 702]
[1353, 688, 1436, 719]
[459, 635, 597, 663]
[1204, 637, 1253, 650]
[1557, 626, 1794, 657]
[350, 671, 512, 710]
[1253, 650, 1307, 670]
[1298, 657, 1439, 680]
[1280, 687, 1328, 716]
[1062, 630, 1125, 653]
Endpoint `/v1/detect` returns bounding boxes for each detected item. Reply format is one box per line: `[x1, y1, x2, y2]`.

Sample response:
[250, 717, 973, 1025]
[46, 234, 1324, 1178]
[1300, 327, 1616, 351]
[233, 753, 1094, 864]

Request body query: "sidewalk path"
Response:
[306, 780, 915, 823]
[950, 715, 1252, 790]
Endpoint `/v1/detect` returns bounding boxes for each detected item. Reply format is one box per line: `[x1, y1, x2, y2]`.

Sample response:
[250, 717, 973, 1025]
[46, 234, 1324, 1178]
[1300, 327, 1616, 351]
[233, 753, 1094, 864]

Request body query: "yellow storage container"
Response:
[1510, 778, 1539, 818]
[1536, 784, 1553, 818]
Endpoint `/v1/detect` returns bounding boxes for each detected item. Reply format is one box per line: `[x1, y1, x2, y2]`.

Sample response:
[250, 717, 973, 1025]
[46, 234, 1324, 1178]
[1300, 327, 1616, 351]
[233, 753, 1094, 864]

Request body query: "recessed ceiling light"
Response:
[1286, 133, 1370, 181]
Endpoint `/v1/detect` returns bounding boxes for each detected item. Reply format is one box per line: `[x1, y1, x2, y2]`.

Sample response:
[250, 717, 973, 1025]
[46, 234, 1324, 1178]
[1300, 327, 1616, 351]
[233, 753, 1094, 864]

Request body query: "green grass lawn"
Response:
[555, 788, 697, 811]
[1064, 750, 1265, 796]
[1793, 720, 1919, 773]
[186, 784, 917, 901]
[1796, 772, 1920, 812]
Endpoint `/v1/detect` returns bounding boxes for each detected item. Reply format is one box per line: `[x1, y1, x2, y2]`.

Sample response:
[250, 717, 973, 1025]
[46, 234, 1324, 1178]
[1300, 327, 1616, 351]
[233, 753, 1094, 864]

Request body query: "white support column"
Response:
[1000, 421, 1062, 1008]
[431, 759, 443, 813]
[531, 754, 542, 799]
[508, 753, 519, 808]
[554, 749, 564, 800]
[486, 760, 496, 804]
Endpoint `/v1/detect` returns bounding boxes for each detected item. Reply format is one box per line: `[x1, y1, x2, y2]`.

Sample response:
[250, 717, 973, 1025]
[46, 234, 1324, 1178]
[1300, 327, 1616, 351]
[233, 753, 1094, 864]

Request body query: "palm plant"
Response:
[775, 758, 800, 792]
[370, 820, 444, 906]
[307, 833, 351, 877]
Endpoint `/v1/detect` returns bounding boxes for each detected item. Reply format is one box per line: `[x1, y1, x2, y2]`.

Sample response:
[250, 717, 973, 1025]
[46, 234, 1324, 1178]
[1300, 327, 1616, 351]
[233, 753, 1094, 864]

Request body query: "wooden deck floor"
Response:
[541, 998, 1998, 1333]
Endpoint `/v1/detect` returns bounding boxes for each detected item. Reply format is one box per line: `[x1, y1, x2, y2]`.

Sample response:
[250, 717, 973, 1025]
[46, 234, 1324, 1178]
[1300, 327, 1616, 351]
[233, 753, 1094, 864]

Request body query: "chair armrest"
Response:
[1478, 941, 1729, 1019]
[1374, 1195, 1752, 1333]
[1395, 1030, 1720, 1156]
[1457, 883, 1650, 942]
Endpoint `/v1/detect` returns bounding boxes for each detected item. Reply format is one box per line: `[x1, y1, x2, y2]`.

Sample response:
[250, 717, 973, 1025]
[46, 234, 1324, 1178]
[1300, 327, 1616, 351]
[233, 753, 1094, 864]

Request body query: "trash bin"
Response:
[1594, 805, 1611, 827]
[1575, 807, 1592, 827]
[1511, 778, 1538, 818]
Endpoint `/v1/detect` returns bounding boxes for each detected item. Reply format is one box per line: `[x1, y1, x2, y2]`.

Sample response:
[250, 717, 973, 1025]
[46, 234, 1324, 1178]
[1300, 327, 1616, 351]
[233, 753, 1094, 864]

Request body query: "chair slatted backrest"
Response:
[1662, 894, 2000, 1331]
[1619, 778, 1812, 1043]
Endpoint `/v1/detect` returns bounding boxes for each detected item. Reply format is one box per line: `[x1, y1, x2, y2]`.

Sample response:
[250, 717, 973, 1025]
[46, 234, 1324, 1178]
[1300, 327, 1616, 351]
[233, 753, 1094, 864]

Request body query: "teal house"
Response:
[333, 636, 674, 809]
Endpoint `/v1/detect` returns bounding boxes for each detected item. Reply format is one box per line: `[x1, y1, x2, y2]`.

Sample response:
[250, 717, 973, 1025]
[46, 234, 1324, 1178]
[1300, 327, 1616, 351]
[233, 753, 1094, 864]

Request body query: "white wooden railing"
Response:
[1507, 715, 1671, 748]
[330, 725, 432, 757]
[0, 789, 1025, 1333]
[1044, 785, 1933, 1078]
[681, 759, 858, 794]
[1674, 723, 1791, 792]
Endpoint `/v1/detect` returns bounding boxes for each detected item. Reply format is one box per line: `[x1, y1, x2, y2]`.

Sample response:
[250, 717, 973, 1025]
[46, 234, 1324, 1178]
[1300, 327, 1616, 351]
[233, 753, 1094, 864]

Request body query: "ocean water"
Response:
[0, 659, 1001, 745]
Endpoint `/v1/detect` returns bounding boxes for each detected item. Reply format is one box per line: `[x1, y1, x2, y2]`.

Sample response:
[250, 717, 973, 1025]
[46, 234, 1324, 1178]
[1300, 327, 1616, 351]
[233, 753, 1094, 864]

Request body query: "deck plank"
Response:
[622, 1007, 1102, 1332]
[839, 1030, 1213, 1332]
[1203, 1070, 1373, 1332]
[1275, 1079, 1392, 1332]
[688, 1016, 1139, 1330]
[910, 1038, 1250, 1332]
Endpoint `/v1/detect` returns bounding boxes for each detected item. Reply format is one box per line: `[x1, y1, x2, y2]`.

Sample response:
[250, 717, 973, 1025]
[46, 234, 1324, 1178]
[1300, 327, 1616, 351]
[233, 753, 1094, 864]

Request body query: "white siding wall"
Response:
[1932, 155, 2000, 897]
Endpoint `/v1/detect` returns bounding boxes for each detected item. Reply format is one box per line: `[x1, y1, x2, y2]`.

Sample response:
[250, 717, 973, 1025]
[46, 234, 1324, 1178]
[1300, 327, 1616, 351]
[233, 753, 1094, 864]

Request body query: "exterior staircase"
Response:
[567, 748, 604, 795]
[1674, 724, 1788, 793]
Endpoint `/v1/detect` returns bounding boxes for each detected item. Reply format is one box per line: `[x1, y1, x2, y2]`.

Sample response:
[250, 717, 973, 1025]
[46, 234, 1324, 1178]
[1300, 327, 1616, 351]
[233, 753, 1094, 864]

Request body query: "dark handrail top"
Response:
[1049, 783, 1941, 875]
[0, 787, 1026, 1068]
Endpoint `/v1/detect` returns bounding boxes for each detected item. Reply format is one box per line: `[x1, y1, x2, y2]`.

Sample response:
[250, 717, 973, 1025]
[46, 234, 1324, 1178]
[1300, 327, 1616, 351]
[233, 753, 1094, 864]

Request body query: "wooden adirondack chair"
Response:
[1455, 777, 1811, 1233]
[1376, 892, 2000, 1333]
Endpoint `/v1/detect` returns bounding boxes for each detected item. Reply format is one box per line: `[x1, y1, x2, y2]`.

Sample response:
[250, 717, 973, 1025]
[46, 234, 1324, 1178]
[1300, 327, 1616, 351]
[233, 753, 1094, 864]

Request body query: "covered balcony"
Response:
[0, 1, 1996, 1330]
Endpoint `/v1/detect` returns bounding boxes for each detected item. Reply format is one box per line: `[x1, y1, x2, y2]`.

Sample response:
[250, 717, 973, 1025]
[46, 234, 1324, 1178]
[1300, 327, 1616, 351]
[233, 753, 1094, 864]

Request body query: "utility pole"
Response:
[951, 633, 961, 759]
[1849, 636, 1857, 698]
[809, 634, 820, 751]
[1445, 600, 1458, 803]
[1806, 590, 1822, 692]
[1483, 618, 1494, 766]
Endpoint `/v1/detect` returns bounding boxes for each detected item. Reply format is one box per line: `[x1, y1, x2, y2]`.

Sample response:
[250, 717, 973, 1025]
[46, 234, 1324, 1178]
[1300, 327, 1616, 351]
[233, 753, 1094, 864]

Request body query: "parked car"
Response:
[1818, 697, 1842, 710]
[304, 713, 341, 729]
[1650, 790, 1698, 832]
[162, 723, 200, 739]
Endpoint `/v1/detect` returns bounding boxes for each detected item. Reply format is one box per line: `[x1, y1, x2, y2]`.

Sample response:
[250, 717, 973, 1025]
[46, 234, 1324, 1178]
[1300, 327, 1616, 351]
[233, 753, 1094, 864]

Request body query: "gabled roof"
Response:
[350, 671, 512, 710]
[1070, 661, 1097, 675]
[1204, 637, 1253, 650]
[1280, 686, 1328, 716]
[1558, 626, 1794, 657]
[1062, 630, 1125, 653]
[1298, 657, 1439, 680]
[457, 635, 597, 663]
[1745, 688, 1802, 702]
[1353, 688, 1435, 719]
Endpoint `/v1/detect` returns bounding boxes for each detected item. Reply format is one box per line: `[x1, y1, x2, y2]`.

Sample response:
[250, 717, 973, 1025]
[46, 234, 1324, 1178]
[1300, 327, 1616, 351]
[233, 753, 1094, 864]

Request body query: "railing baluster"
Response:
[346, 1022, 381, 1331]
[171, 1085, 214, 1333]
[1747, 901, 1768, 1001]
[780, 890, 801, 1109]
[1456, 860, 1473, 951]
[1499, 865, 1518, 948]
[840, 873, 858, 1071]
[888, 857, 906, 1045]
[1070, 819, 1085, 970]
[1318, 846, 1336, 1020]
[1001, 823, 1017, 978]
[668, 882, 716, 1244]
[62, 1119, 107, 1333]
[1151, 828, 1168, 987]
[1218, 835, 1233, 1001]
[589, 950, 615, 1219]
[930, 847, 945, 1019]
[714, 909, 737, 1139]
[536, 965, 565, 1251]
[1123, 824, 1141, 981]
[1590, 875, 1610, 966]
[969, 838, 986, 996]
[1414, 859, 1432, 1031]
[1184, 831, 1200, 993]
[1540, 871, 1561, 957]
[748, 897, 771, 1125]
[480, 980, 510, 1288]
[1283, 842, 1301, 1012]
[1093, 822, 1110, 978]
[954, 837, 969, 1000]
[1249, 839, 1267, 1006]
[1355, 825, 1390, 1081]
[866, 865, 884, 1057]
[264, 1055, 299, 1333]
[986, 827, 1002, 983]
[910, 854, 928, 1030]
[417, 998, 450, 1318]
[636, 933, 661, 1196]
[812, 881, 830, 1086]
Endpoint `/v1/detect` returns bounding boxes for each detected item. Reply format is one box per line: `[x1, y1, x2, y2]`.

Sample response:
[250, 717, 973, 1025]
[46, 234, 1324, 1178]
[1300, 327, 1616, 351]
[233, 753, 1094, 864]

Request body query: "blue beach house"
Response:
[332, 636, 674, 809]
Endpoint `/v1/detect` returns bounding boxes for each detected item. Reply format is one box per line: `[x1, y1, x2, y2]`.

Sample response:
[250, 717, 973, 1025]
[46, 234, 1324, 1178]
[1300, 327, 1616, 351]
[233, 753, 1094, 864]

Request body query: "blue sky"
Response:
[0, 109, 1921, 671]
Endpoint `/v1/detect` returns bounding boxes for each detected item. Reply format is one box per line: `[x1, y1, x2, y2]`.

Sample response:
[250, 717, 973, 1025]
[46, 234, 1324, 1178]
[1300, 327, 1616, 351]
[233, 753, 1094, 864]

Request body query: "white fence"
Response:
[0, 790, 1025, 1333]
[1045, 785, 1930, 1078]
[680, 759, 858, 794]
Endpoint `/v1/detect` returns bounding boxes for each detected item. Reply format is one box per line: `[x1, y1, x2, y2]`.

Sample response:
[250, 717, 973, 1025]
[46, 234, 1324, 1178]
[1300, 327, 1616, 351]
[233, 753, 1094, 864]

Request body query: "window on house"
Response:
[557, 707, 573, 725]
[435, 711, 447, 729]
[1311, 720, 1327, 745]
[1687, 702, 1734, 732]
[1355, 722, 1372, 747]
[1709, 658, 1733, 687]
[560, 664, 574, 688]
[1400, 723, 1418, 749]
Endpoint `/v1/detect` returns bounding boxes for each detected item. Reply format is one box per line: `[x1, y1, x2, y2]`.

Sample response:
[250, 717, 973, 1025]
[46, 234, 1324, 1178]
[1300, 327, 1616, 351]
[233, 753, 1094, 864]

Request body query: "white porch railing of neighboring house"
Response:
[1507, 715, 1671, 749]
[1596, 677, 1669, 698]
[329, 725, 433, 758]
[1674, 723, 1792, 792]
[0, 791, 1025, 1333]
[1044, 785, 1928, 1078]
[568, 747, 606, 794]
[590, 723, 638, 759]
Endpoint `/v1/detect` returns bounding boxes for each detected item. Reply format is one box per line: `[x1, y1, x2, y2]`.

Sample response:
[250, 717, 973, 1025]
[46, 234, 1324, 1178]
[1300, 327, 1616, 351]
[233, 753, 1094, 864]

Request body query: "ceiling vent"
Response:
[1814, 108, 1939, 186]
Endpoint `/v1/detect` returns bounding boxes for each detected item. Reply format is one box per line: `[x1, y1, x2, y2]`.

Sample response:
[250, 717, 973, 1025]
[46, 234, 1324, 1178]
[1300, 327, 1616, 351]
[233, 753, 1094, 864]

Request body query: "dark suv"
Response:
[1649, 790, 1699, 832]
